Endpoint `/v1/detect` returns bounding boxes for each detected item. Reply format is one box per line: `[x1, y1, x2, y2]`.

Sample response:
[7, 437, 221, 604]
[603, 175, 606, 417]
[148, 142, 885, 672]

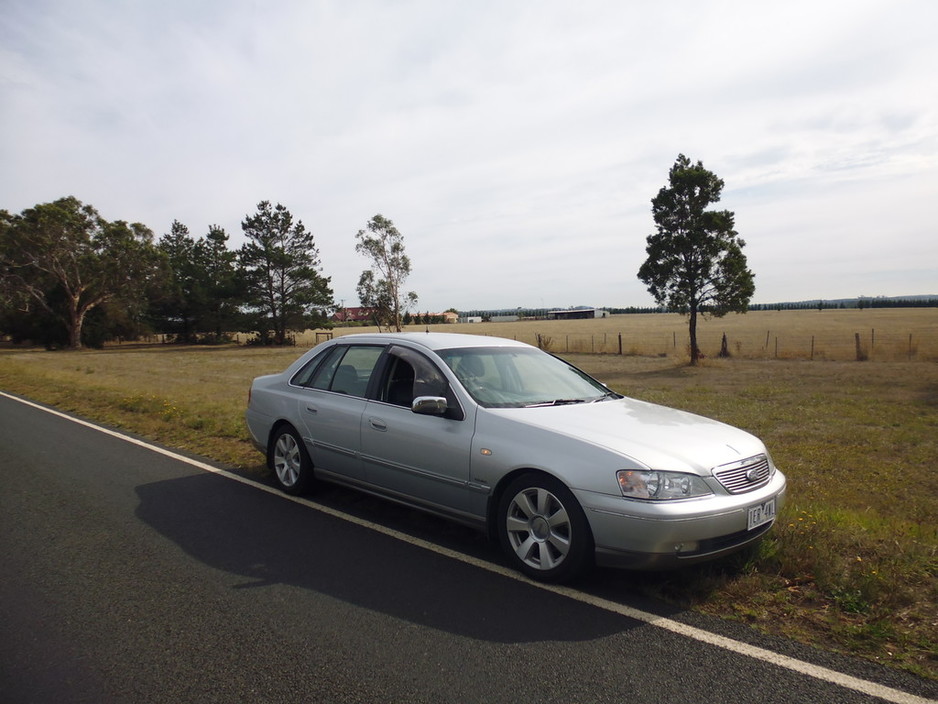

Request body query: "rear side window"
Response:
[292, 346, 341, 388]
[292, 345, 383, 397]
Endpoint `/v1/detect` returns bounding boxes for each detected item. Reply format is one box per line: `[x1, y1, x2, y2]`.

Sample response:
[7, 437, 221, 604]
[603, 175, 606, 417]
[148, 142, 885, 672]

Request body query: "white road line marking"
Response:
[3, 390, 933, 704]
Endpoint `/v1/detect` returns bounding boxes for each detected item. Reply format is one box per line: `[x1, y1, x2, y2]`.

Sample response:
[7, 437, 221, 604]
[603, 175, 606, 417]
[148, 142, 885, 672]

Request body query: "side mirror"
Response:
[412, 396, 448, 416]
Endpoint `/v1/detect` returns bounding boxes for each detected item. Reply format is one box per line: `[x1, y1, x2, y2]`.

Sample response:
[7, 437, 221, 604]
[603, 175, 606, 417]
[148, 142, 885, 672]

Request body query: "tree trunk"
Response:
[67, 301, 84, 350]
[688, 307, 700, 365]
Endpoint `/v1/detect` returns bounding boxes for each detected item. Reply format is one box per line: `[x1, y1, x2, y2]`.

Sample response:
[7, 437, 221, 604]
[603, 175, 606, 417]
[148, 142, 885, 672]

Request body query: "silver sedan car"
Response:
[246, 332, 786, 582]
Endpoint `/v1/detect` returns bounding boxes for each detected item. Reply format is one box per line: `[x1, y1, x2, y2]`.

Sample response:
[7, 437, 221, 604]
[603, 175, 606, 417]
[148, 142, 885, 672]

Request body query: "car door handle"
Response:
[368, 417, 387, 432]
[305, 406, 318, 414]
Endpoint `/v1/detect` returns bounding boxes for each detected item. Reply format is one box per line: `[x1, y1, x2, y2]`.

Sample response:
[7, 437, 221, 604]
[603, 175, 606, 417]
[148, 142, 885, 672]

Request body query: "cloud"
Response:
[1, 0, 936, 312]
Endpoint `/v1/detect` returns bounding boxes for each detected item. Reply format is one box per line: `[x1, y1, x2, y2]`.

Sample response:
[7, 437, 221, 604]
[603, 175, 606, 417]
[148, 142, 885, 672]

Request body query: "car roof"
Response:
[330, 332, 532, 352]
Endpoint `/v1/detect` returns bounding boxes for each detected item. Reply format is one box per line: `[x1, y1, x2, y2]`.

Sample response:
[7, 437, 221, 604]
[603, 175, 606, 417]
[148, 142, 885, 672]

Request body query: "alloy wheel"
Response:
[505, 486, 572, 571]
[273, 431, 302, 487]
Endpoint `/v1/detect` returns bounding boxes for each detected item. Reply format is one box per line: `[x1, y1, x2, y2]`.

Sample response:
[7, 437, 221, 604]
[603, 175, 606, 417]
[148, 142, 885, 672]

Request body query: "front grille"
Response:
[713, 454, 771, 494]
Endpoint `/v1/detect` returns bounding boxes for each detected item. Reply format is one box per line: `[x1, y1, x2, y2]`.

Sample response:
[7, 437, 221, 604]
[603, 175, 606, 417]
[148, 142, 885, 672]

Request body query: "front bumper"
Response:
[575, 470, 787, 569]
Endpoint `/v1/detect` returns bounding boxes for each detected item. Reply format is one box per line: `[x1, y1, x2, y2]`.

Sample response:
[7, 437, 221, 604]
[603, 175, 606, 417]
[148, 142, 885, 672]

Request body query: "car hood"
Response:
[488, 397, 766, 475]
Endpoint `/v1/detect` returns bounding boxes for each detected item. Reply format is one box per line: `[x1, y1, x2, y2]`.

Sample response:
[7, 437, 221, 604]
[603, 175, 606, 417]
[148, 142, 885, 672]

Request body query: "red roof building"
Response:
[331, 307, 378, 323]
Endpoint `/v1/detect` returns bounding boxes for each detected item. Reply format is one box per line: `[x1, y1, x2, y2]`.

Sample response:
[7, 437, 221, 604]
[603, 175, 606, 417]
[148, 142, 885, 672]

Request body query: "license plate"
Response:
[747, 498, 776, 530]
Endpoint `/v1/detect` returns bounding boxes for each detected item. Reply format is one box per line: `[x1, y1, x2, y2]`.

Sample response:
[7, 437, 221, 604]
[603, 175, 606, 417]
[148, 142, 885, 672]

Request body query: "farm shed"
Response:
[547, 308, 609, 320]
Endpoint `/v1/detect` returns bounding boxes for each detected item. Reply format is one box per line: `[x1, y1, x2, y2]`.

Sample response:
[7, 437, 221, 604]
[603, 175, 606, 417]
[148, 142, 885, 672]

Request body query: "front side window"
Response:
[380, 356, 417, 407]
[378, 346, 448, 405]
[375, 346, 464, 420]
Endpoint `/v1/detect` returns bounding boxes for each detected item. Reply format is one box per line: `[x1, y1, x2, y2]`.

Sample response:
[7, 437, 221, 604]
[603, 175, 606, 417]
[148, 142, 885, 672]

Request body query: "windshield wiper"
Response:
[592, 390, 622, 402]
[524, 398, 588, 408]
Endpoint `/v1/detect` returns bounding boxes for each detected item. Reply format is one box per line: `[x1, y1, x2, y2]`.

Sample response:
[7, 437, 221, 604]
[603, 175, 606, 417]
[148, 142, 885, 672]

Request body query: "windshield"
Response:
[437, 347, 619, 408]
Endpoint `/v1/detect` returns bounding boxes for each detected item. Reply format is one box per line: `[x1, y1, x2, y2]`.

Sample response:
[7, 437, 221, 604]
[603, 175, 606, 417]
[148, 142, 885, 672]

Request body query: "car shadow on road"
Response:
[135, 471, 677, 644]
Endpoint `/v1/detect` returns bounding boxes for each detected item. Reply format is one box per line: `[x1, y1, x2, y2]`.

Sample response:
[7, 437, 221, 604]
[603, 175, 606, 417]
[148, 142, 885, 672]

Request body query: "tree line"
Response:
[12, 155, 895, 360]
[750, 298, 938, 311]
[0, 197, 416, 349]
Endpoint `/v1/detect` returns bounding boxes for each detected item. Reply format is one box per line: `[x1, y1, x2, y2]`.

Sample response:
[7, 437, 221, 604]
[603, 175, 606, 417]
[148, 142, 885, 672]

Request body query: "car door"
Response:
[360, 345, 484, 520]
[291, 343, 383, 482]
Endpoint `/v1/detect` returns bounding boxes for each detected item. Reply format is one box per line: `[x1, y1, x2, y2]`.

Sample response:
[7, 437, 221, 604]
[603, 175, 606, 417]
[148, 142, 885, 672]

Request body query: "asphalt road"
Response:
[1, 392, 935, 704]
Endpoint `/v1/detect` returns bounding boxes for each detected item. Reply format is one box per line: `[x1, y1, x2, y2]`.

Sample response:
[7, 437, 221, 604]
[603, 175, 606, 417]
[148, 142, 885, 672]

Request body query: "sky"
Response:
[2, 0, 936, 313]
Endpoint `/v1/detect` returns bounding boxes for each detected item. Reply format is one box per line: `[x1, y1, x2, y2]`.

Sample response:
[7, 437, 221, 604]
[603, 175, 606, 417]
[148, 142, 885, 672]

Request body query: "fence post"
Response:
[909, 333, 913, 361]
[855, 332, 865, 361]
[618, 333, 622, 355]
[810, 336, 815, 360]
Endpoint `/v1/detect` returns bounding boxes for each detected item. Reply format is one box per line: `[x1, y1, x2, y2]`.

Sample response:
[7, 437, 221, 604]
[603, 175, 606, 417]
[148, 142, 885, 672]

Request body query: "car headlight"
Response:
[616, 470, 713, 500]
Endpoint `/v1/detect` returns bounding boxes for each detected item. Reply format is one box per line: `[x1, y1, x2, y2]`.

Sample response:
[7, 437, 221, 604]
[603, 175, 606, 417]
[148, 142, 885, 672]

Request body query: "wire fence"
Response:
[216, 310, 938, 363]
[500, 327, 938, 362]
[284, 325, 938, 362]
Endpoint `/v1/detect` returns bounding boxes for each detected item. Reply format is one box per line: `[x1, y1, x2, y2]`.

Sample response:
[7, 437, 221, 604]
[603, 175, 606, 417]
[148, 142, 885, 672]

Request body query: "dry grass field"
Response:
[1, 307, 936, 678]
[298, 308, 938, 362]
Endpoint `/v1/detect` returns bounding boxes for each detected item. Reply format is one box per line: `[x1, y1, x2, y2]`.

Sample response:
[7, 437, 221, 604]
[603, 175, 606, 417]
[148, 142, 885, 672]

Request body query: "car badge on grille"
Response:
[746, 467, 761, 482]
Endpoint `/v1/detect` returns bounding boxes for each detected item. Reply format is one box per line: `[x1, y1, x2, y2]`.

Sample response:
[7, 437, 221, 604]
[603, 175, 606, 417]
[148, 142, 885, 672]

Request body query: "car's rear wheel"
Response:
[497, 473, 593, 582]
[269, 425, 314, 495]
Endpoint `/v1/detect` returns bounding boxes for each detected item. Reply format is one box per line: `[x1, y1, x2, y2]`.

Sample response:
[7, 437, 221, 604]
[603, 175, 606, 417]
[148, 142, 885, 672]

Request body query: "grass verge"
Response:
[1, 345, 935, 679]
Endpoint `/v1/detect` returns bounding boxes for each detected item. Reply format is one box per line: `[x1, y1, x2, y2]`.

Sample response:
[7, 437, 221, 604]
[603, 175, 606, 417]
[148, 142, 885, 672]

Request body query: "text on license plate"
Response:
[747, 499, 776, 531]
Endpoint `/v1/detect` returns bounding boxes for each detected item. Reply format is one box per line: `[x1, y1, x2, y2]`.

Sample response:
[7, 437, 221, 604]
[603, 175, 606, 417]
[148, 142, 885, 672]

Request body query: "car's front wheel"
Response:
[497, 473, 593, 582]
[269, 425, 314, 495]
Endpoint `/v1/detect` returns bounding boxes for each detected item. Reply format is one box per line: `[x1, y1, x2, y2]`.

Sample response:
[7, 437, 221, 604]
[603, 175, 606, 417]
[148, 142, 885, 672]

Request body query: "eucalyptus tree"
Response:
[638, 154, 754, 364]
[240, 201, 332, 344]
[0, 196, 161, 349]
[355, 214, 417, 332]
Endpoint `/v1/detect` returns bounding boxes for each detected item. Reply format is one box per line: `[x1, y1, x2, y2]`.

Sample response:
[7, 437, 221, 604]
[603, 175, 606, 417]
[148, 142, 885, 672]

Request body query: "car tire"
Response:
[497, 473, 593, 583]
[269, 425, 314, 495]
